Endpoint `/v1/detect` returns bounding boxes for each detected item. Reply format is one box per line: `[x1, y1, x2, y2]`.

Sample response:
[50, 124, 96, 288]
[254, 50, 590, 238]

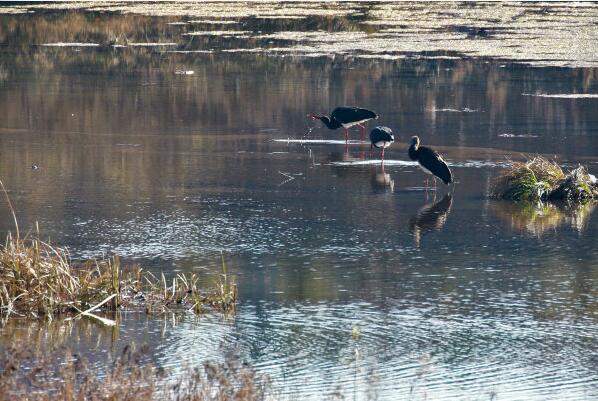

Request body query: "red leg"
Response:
[381, 147, 385, 161]
[344, 129, 348, 144]
[360, 124, 365, 142]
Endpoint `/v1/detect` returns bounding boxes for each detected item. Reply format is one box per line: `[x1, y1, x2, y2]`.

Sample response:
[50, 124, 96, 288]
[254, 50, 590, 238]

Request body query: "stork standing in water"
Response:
[408, 136, 453, 186]
[308, 106, 378, 143]
[369, 126, 394, 164]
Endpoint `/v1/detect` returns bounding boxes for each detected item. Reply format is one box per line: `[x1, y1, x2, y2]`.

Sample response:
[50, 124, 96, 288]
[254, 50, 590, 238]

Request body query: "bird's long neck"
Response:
[319, 116, 342, 130]
[408, 142, 419, 161]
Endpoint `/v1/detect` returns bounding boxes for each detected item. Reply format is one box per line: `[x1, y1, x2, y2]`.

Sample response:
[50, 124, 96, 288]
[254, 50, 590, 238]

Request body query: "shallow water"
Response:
[1, 5, 598, 400]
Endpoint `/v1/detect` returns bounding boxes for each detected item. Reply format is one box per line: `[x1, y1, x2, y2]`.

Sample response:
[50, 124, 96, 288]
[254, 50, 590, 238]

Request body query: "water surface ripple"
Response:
[0, 5, 597, 401]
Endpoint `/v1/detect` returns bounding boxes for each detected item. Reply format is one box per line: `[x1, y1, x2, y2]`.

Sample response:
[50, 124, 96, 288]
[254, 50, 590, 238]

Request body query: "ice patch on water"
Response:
[221, 48, 265, 53]
[128, 42, 177, 46]
[183, 30, 250, 36]
[450, 160, 510, 168]
[354, 54, 408, 60]
[187, 20, 239, 24]
[41, 42, 99, 47]
[330, 159, 509, 168]
[428, 107, 479, 113]
[498, 133, 540, 138]
[522, 93, 598, 98]
[272, 138, 366, 145]
[174, 70, 194, 75]
[330, 160, 417, 167]
[165, 50, 214, 54]
[405, 186, 438, 191]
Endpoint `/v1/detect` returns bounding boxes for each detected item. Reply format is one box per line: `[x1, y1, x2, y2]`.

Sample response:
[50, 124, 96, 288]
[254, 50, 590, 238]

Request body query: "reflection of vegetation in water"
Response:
[0, 343, 273, 401]
[0, 12, 179, 47]
[491, 200, 596, 236]
[2, 10, 597, 159]
[5, 2, 598, 67]
[4, 2, 598, 67]
[564, 202, 597, 234]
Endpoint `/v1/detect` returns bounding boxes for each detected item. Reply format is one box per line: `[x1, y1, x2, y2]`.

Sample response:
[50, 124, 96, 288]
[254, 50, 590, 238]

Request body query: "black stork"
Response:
[369, 126, 394, 162]
[408, 136, 453, 186]
[308, 106, 378, 143]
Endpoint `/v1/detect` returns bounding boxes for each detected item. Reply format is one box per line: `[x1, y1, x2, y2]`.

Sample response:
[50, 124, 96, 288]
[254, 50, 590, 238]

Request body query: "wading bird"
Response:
[369, 126, 394, 163]
[408, 136, 452, 186]
[308, 106, 378, 143]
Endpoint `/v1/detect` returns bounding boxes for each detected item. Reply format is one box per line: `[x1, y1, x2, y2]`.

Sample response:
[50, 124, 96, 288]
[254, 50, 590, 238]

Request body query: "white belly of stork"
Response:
[342, 119, 370, 129]
[374, 141, 392, 149]
[418, 163, 434, 175]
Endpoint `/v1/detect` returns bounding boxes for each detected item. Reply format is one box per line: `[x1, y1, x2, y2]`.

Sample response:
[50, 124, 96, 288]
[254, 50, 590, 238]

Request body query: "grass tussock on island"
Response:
[0, 186, 255, 400]
[0, 236, 237, 320]
[0, 344, 273, 401]
[491, 156, 598, 203]
[0, 181, 236, 321]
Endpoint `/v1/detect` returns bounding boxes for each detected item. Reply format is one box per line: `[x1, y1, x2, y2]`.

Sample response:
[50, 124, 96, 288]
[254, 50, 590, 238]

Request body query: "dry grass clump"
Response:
[0, 343, 272, 401]
[0, 178, 236, 320]
[491, 157, 564, 201]
[0, 237, 237, 320]
[0, 232, 123, 318]
[130, 255, 237, 316]
[492, 156, 598, 203]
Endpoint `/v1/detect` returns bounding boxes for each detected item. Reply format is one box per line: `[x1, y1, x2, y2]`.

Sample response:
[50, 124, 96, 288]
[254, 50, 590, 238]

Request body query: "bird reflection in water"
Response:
[325, 148, 360, 164]
[370, 164, 395, 193]
[409, 194, 453, 247]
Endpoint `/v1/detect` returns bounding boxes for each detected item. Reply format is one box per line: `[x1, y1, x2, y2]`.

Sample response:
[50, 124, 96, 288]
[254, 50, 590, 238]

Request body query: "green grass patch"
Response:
[491, 156, 598, 203]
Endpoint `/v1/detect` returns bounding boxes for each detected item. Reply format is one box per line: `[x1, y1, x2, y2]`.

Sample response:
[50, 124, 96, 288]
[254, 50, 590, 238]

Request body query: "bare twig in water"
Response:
[278, 171, 296, 186]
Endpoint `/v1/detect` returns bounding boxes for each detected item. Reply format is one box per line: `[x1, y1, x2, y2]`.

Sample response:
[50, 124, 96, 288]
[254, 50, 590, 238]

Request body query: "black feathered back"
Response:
[331, 107, 378, 124]
[417, 147, 453, 184]
[409, 137, 453, 185]
[369, 126, 394, 147]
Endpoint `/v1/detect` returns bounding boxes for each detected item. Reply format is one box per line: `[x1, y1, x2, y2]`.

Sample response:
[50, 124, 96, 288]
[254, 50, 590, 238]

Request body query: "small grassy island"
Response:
[0, 232, 237, 322]
[491, 157, 598, 203]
